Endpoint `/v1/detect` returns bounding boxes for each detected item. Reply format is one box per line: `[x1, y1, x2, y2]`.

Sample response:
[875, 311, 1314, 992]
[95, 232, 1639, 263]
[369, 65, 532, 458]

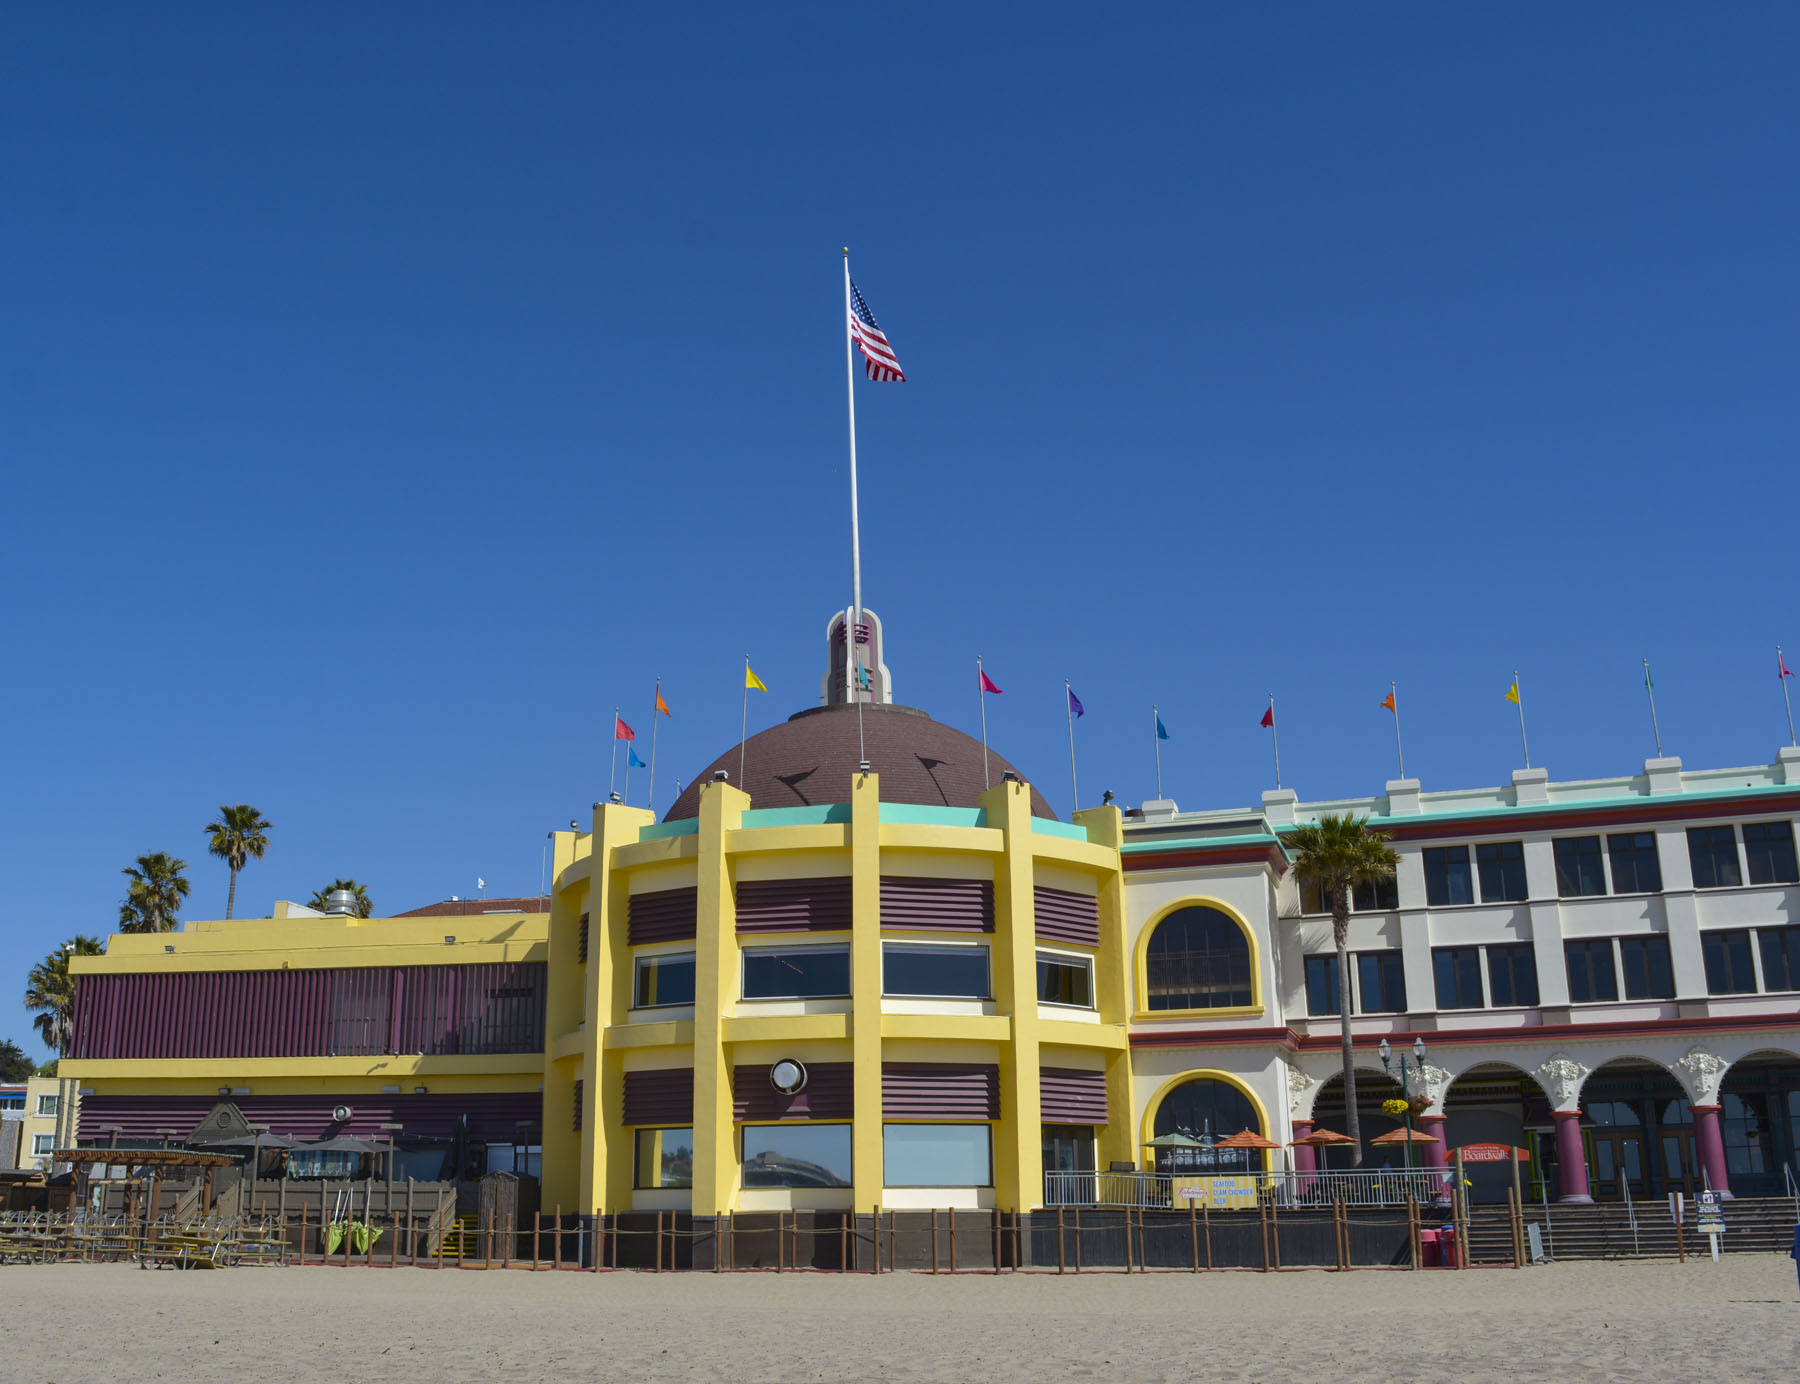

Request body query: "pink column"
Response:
[1292, 1119, 1317, 1192]
[1688, 1104, 1733, 1199]
[1553, 1111, 1592, 1203]
[1417, 1114, 1449, 1173]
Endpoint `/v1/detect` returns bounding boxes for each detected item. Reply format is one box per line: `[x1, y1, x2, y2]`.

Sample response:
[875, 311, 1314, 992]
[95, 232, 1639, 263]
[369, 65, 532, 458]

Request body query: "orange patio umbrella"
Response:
[1370, 1127, 1441, 1145]
[1290, 1127, 1356, 1147]
[1213, 1128, 1282, 1150]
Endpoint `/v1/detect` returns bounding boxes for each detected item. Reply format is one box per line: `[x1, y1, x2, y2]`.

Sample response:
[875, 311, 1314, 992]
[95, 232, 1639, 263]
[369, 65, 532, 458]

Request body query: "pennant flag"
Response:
[1155, 714, 1170, 741]
[980, 669, 1003, 695]
[1643, 667, 1653, 691]
[1504, 680, 1520, 705]
[627, 745, 647, 768]
[746, 664, 768, 693]
[614, 715, 636, 741]
[848, 278, 906, 382]
[1380, 691, 1396, 713]
[1260, 706, 1275, 729]
[1781, 652, 1793, 680]
[655, 688, 672, 715]
[1068, 687, 1085, 718]
[856, 663, 871, 690]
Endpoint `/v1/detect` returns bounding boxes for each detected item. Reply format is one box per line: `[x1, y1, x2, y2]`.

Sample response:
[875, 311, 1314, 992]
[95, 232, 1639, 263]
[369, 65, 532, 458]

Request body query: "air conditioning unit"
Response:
[331, 1104, 353, 1124]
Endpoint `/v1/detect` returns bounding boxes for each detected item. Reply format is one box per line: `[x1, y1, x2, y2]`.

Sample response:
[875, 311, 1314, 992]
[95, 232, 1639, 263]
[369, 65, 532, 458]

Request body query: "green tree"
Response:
[1285, 813, 1399, 1167]
[307, 879, 373, 918]
[118, 851, 191, 933]
[0, 1039, 34, 1082]
[205, 804, 272, 921]
[35, 1059, 58, 1078]
[23, 936, 105, 1057]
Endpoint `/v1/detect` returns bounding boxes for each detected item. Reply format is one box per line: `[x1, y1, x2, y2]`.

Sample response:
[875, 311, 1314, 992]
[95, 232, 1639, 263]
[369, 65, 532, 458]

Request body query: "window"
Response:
[634, 1127, 694, 1188]
[1036, 952, 1093, 1008]
[1423, 846, 1473, 906]
[1355, 950, 1407, 1013]
[35, 1094, 58, 1118]
[1554, 837, 1606, 897]
[1487, 944, 1539, 1007]
[1757, 925, 1800, 991]
[578, 912, 590, 964]
[1042, 1125, 1096, 1175]
[1564, 940, 1619, 1003]
[32, 1135, 54, 1156]
[0, 1095, 21, 1110]
[1619, 935, 1675, 1000]
[1701, 929, 1756, 994]
[1304, 954, 1340, 1016]
[743, 944, 851, 999]
[883, 943, 990, 999]
[1433, 947, 1483, 1009]
[1743, 821, 1799, 885]
[572, 1079, 583, 1132]
[1476, 841, 1528, 902]
[1299, 878, 1331, 914]
[1149, 1077, 1262, 1175]
[1687, 826, 1742, 889]
[1143, 905, 1253, 1010]
[742, 1124, 852, 1187]
[883, 1124, 992, 1186]
[1352, 877, 1400, 912]
[1606, 833, 1663, 893]
[634, 952, 696, 1008]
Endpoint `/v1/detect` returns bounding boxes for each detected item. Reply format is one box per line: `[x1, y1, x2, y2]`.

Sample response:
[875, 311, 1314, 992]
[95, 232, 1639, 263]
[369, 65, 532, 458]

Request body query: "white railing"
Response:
[1043, 1168, 1451, 1210]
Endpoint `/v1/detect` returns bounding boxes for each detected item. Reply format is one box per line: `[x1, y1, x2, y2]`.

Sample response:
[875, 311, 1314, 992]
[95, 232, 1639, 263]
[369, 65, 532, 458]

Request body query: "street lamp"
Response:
[1378, 1036, 1428, 1170]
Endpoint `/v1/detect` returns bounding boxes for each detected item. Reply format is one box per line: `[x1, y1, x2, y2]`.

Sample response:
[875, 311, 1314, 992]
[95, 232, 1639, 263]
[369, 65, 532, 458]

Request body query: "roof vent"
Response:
[322, 889, 359, 917]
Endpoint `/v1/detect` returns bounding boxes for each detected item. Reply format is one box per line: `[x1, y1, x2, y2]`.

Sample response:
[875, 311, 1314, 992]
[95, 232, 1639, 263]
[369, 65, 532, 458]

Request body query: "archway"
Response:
[1441, 1063, 1553, 1205]
[1718, 1048, 1800, 1197]
[1579, 1058, 1690, 1201]
[1309, 1067, 1403, 1170]
[1146, 1073, 1264, 1175]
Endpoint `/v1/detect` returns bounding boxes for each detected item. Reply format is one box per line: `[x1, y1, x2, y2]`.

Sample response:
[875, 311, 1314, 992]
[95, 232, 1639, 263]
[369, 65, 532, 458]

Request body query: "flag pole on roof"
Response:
[1262, 695, 1280, 789]
[1381, 682, 1405, 780]
[977, 656, 1002, 788]
[609, 706, 621, 801]
[1643, 658, 1663, 758]
[1778, 645, 1795, 748]
[1153, 704, 1169, 801]
[1505, 671, 1530, 768]
[1065, 680, 1084, 815]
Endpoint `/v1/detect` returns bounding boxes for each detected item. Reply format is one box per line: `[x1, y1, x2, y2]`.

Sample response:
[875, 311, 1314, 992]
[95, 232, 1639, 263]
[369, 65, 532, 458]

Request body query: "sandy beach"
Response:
[6, 1257, 1797, 1383]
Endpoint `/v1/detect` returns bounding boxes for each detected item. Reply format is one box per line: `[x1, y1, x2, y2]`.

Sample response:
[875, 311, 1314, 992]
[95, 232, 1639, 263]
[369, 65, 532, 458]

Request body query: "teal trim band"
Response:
[880, 805, 988, 828]
[737, 804, 853, 829]
[1121, 831, 1284, 856]
[637, 819, 700, 842]
[1032, 817, 1088, 842]
[1281, 779, 1800, 833]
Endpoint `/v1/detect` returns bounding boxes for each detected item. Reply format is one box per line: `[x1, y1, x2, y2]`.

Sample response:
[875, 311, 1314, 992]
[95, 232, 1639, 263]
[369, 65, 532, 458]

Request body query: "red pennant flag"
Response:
[1260, 706, 1274, 728]
[979, 670, 1003, 695]
[614, 715, 636, 741]
[1781, 653, 1794, 680]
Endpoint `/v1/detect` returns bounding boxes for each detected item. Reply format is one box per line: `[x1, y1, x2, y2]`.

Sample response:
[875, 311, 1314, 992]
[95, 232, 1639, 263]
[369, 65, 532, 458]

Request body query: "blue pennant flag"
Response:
[856, 663, 871, 690]
[1156, 714, 1170, 741]
[628, 745, 647, 768]
[1068, 687, 1085, 718]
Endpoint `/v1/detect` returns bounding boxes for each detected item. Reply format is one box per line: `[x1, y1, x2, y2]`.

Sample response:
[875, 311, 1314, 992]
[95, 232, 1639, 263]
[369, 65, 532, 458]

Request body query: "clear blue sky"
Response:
[4, 5, 1798, 1059]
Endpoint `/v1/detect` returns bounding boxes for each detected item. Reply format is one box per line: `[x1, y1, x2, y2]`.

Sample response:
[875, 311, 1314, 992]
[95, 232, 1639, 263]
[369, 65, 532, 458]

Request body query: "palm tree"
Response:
[24, 936, 104, 1057]
[205, 804, 272, 920]
[308, 879, 373, 918]
[118, 851, 191, 933]
[1286, 812, 1399, 1168]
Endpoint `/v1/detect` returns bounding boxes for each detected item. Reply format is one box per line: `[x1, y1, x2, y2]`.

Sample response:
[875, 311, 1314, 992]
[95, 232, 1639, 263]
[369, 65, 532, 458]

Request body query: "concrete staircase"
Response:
[1464, 1196, 1798, 1262]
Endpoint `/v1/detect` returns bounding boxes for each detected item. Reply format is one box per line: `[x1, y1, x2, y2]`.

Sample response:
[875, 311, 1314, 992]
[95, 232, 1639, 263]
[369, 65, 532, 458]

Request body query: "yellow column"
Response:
[690, 779, 748, 1216]
[982, 777, 1042, 1210]
[849, 770, 884, 1206]
[538, 826, 587, 1212]
[1074, 804, 1135, 1170]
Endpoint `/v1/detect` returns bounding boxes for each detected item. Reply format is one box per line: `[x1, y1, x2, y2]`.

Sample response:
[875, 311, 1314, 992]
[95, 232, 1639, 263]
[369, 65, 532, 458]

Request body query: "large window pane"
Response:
[1757, 925, 1800, 991]
[1606, 833, 1663, 894]
[1488, 944, 1539, 1007]
[1619, 935, 1675, 1000]
[1423, 846, 1473, 906]
[1743, 821, 1799, 885]
[742, 1124, 853, 1187]
[1036, 952, 1093, 1007]
[1433, 947, 1483, 1009]
[1150, 1077, 1262, 1174]
[1701, 929, 1756, 994]
[1356, 950, 1407, 1013]
[883, 1124, 991, 1186]
[1304, 954, 1340, 1016]
[1687, 826, 1742, 889]
[634, 1128, 693, 1188]
[883, 943, 991, 999]
[1144, 905, 1252, 1010]
[1564, 940, 1618, 1003]
[1352, 877, 1400, 912]
[1554, 837, 1606, 897]
[1476, 841, 1528, 902]
[742, 945, 851, 999]
[634, 953, 696, 1008]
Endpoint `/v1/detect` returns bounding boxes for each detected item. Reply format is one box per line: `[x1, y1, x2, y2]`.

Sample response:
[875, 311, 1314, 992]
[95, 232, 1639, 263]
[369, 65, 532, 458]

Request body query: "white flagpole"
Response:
[1065, 679, 1079, 815]
[1780, 645, 1796, 747]
[1152, 703, 1163, 801]
[1644, 658, 1663, 758]
[1268, 694, 1282, 789]
[609, 706, 620, 800]
[1514, 669, 1531, 769]
[623, 731, 632, 805]
[844, 252, 869, 770]
[1390, 681, 1406, 780]
[648, 677, 661, 810]
[740, 656, 751, 786]
[978, 655, 991, 789]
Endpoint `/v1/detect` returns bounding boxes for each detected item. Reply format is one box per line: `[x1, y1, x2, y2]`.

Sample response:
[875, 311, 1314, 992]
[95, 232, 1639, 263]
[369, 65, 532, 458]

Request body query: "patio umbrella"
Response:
[199, 1133, 299, 1150]
[305, 1135, 383, 1154]
[1289, 1128, 1356, 1147]
[1369, 1127, 1441, 1145]
[1213, 1129, 1281, 1150]
[1142, 1132, 1207, 1148]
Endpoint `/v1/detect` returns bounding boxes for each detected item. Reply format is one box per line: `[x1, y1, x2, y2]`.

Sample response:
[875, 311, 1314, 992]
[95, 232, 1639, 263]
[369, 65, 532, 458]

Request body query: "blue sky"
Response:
[4, 5, 1798, 1058]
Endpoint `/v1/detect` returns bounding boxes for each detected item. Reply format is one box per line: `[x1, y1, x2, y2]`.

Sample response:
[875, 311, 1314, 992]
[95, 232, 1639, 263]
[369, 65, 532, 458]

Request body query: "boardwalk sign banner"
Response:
[1174, 1175, 1259, 1209]
[1455, 1143, 1529, 1163]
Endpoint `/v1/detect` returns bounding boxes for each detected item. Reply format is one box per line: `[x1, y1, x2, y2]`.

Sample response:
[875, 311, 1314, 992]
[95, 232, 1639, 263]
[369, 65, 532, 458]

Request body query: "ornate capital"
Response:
[1286, 1064, 1316, 1117]
[1413, 1061, 1452, 1111]
[1536, 1052, 1589, 1109]
[1675, 1045, 1730, 1104]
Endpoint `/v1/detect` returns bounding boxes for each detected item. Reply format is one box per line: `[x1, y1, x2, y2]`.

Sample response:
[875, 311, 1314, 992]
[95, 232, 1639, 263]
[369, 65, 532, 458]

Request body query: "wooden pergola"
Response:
[55, 1149, 237, 1217]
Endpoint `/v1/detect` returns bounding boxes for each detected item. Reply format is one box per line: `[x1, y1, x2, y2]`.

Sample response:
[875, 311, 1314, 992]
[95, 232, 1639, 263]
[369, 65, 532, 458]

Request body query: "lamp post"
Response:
[1378, 1036, 1428, 1171]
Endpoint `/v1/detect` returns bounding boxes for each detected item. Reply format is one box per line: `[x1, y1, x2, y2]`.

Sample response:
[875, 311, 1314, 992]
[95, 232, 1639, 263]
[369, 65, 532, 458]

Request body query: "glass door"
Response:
[1657, 1130, 1696, 1196]
[1588, 1131, 1647, 1200]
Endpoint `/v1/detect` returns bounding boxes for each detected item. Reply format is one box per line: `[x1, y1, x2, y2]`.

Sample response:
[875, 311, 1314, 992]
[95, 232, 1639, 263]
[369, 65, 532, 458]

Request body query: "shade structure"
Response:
[1142, 1132, 1207, 1148]
[304, 1135, 384, 1154]
[198, 1133, 299, 1150]
[1369, 1126, 1442, 1145]
[1213, 1128, 1281, 1150]
[1290, 1127, 1357, 1147]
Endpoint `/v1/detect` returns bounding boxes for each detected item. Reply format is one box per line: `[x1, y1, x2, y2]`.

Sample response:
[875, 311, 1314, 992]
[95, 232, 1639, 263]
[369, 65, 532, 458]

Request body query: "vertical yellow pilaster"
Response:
[983, 778, 1041, 1210]
[1074, 804, 1134, 1170]
[849, 771, 884, 1206]
[539, 828, 587, 1212]
[691, 779, 748, 1216]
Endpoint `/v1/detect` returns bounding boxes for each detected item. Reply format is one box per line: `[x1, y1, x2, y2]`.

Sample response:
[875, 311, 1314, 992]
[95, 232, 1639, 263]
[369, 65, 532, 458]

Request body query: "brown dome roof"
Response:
[664, 703, 1056, 822]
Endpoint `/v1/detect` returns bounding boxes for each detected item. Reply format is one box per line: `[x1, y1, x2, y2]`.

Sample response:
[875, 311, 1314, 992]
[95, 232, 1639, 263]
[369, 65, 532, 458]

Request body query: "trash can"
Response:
[1438, 1225, 1457, 1268]
[1419, 1228, 1442, 1267]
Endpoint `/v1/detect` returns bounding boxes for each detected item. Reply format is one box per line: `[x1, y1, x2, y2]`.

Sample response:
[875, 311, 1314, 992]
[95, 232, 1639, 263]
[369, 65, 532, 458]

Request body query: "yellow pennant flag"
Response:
[745, 664, 767, 693]
[1504, 680, 1520, 704]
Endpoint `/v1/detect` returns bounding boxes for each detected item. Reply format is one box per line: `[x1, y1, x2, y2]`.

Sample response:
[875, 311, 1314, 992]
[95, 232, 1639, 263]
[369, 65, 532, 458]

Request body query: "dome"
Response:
[664, 703, 1056, 821]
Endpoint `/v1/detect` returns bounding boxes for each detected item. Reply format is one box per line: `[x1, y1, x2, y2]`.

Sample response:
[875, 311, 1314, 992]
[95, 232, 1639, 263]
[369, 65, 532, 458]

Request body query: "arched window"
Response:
[1144, 905, 1252, 1010]
[1151, 1076, 1260, 1174]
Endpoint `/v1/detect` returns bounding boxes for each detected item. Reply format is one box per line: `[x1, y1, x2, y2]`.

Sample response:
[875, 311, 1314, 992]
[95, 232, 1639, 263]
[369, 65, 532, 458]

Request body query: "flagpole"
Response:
[1269, 694, 1282, 790]
[1780, 645, 1796, 747]
[623, 730, 632, 805]
[1065, 679, 1079, 815]
[1514, 670, 1530, 769]
[1644, 658, 1663, 757]
[1152, 703, 1163, 801]
[1390, 681, 1406, 780]
[648, 677, 661, 810]
[609, 706, 620, 800]
[843, 251, 865, 707]
[978, 655, 991, 789]
[741, 655, 751, 786]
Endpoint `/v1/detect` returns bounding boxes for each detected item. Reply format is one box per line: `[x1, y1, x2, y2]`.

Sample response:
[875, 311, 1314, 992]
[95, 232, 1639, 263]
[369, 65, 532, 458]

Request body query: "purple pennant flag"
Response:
[1068, 687, 1085, 718]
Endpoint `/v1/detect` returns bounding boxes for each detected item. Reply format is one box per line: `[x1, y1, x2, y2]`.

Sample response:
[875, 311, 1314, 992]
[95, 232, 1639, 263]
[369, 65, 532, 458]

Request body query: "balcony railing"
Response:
[1043, 1167, 1452, 1209]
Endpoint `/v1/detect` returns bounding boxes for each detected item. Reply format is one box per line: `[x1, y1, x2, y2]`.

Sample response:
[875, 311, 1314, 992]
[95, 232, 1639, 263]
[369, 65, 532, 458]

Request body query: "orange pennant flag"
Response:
[655, 688, 671, 716]
[1380, 690, 1397, 713]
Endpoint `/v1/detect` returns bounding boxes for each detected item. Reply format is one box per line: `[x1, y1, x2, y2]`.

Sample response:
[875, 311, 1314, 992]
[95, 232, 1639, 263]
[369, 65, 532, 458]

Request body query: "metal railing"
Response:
[1044, 1167, 1450, 1210]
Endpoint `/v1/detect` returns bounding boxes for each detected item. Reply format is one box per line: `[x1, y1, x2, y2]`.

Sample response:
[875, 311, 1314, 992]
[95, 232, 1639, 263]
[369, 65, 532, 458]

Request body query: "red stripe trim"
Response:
[1365, 793, 1800, 843]
[1124, 845, 1288, 873]
[1128, 1010, 1800, 1052]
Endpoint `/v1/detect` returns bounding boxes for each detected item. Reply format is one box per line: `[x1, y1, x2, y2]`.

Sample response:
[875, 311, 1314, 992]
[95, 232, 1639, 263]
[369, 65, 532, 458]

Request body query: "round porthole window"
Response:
[769, 1059, 807, 1095]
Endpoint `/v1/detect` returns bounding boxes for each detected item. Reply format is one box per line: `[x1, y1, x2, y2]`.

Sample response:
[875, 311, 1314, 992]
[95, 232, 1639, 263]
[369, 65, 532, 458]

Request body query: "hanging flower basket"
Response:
[1380, 1098, 1410, 1117]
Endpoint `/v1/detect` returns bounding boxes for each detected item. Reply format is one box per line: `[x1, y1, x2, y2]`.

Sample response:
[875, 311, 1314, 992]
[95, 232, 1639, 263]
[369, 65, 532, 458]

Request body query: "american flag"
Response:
[849, 278, 906, 382]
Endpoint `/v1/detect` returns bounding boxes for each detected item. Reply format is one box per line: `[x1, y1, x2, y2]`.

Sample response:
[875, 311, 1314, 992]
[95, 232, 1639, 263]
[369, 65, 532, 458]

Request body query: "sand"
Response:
[6, 1257, 1797, 1383]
